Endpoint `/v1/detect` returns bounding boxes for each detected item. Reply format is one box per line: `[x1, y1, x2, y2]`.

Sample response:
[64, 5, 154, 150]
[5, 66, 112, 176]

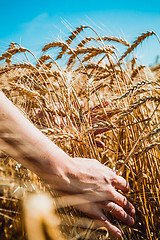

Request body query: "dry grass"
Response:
[0, 25, 160, 240]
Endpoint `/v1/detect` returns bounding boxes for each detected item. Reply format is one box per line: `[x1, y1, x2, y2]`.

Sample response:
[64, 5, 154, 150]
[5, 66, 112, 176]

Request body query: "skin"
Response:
[0, 91, 135, 238]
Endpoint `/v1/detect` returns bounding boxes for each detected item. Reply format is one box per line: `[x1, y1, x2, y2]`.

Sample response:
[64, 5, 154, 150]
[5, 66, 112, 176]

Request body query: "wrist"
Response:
[40, 146, 73, 192]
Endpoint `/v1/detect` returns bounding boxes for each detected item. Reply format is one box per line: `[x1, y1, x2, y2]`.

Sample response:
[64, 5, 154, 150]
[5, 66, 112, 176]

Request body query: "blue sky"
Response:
[1, 0, 160, 66]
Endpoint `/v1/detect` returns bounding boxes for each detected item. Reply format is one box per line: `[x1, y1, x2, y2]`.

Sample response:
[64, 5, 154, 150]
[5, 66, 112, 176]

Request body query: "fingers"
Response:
[111, 190, 135, 216]
[104, 166, 130, 193]
[94, 127, 110, 136]
[103, 201, 134, 227]
[79, 100, 84, 108]
[77, 202, 122, 238]
[91, 99, 111, 111]
[112, 175, 130, 193]
[95, 140, 105, 148]
[96, 213, 122, 238]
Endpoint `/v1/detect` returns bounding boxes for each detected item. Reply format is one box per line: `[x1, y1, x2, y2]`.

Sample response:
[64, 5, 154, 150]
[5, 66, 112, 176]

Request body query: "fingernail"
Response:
[131, 217, 135, 225]
[131, 208, 135, 215]
[79, 100, 84, 108]
[95, 140, 105, 148]
[126, 181, 130, 190]
[116, 231, 121, 237]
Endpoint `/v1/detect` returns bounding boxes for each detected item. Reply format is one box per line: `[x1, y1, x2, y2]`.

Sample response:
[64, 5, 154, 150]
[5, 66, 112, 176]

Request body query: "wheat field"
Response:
[0, 25, 160, 240]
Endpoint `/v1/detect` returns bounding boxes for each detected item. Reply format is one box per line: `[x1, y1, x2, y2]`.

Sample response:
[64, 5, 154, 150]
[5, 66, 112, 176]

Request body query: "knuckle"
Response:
[117, 208, 124, 218]
[123, 196, 127, 205]
[106, 201, 112, 208]
[111, 177, 118, 186]
[107, 188, 115, 197]
[126, 181, 130, 190]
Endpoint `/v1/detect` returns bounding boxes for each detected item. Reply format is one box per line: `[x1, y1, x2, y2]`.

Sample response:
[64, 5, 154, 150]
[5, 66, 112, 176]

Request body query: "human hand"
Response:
[56, 157, 135, 238]
[83, 100, 119, 136]
[0, 91, 134, 238]
[34, 99, 119, 148]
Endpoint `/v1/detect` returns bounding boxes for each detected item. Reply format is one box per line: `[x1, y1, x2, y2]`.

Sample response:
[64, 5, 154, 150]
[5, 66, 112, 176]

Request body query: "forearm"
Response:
[0, 92, 135, 238]
[0, 91, 72, 189]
